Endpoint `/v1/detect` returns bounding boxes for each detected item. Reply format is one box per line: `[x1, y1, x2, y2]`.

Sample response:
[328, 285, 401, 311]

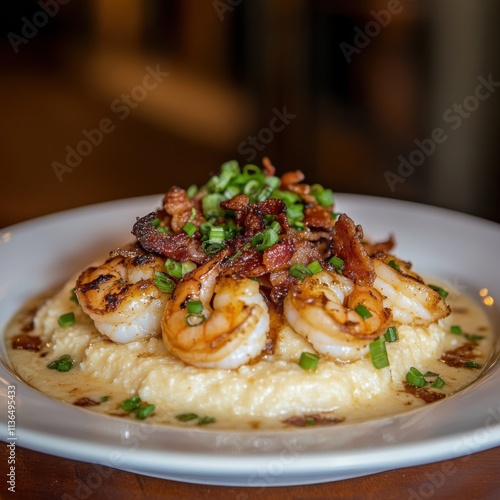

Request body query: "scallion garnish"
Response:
[154, 272, 176, 294]
[388, 260, 401, 271]
[428, 284, 449, 299]
[464, 333, 485, 342]
[120, 396, 142, 412]
[307, 260, 322, 275]
[151, 217, 161, 227]
[58, 312, 75, 328]
[464, 361, 481, 369]
[165, 258, 183, 279]
[136, 404, 155, 420]
[299, 352, 320, 371]
[354, 305, 372, 320]
[100, 395, 110, 403]
[450, 325, 462, 335]
[252, 227, 279, 251]
[329, 256, 344, 274]
[431, 377, 445, 389]
[384, 326, 399, 342]
[186, 300, 203, 314]
[369, 337, 389, 369]
[186, 184, 198, 198]
[183, 221, 197, 237]
[175, 412, 199, 422]
[202, 193, 225, 218]
[185, 312, 206, 327]
[47, 354, 73, 372]
[289, 263, 313, 280]
[406, 367, 427, 388]
[181, 261, 196, 276]
[198, 416, 216, 426]
[157, 226, 170, 234]
[70, 288, 79, 304]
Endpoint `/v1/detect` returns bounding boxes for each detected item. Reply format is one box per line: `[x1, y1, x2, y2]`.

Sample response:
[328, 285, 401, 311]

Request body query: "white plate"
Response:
[0, 195, 499, 486]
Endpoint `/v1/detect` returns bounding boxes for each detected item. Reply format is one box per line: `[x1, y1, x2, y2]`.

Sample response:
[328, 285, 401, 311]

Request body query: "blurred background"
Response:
[1, 0, 499, 228]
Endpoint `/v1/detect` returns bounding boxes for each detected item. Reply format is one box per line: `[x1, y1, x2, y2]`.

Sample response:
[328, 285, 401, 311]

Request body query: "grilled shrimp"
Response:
[161, 255, 270, 369]
[372, 258, 450, 325]
[75, 251, 169, 343]
[284, 271, 390, 362]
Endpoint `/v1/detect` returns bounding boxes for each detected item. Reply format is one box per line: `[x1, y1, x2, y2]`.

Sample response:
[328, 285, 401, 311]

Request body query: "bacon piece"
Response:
[363, 236, 395, 256]
[263, 239, 295, 272]
[163, 186, 205, 234]
[132, 212, 209, 264]
[304, 205, 334, 231]
[403, 384, 446, 403]
[262, 156, 276, 176]
[280, 170, 317, 205]
[333, 214, 375, 286]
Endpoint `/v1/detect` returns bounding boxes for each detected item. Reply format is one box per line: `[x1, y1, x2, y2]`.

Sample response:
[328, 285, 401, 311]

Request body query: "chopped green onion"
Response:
[120, 396, 142, 412]
[224, 185, 240, 199]
[47, 354, 73, 372]
[388, 260, 401, 271]
[307, 260, 322, 275]
[329, 256, 344, 273]
[202, 193, 225, 218]
[70, 288, 79, 304]
[202, 241, 225, 255]
[312, 187, 334, 208]
[406, 367, 427, 388]
[154, 272, 176, 294]
[157, 226, 170, 234]
[299, 352, 320, 371]
[136, 404, 155, 420]
[198, 416, 216, 426]
[186, 184, 198, 198]
[100, 396, 110, 403]
[151, 217, 161, 227]
[384, 326, 399, 342]
[186, 300, 203, 314]
[175, 412, 199, 422]
[181, 261, 196, 276]
[423, 371, 439, 377]
[450, 325, 462, 335]
[185, 312, 206, 327]
[252, 228, 279, 251]
[305, 418, 317, 426]
[431, 377, 445, 389]
[183, 221, 197, 237]
[165, 259, 183, 279]
[289, 263, 313, 280]
[269, 220, 281, 234]
[464, 333, 485, 342]
[464, 361, 481, 369]
[354, 305, 372, 320]
[428, 284, 449, 299]
[58, 312, 75, 328]
[243, 164, 261, 176]
[208, 225, 225, 244]
[243, 179, 261, 198]
[369, 337, 389, 369]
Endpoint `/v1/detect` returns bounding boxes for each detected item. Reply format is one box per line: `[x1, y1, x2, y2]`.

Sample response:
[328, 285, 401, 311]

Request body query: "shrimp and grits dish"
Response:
[6, 159, 494, 429]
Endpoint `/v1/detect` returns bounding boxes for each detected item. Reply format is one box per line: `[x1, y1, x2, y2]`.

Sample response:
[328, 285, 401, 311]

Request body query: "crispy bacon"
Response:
[280, 170, 317, 204]
[304, 205, 334, 231]
[333, 213, 375, 286]
[363, 236, 395, 256]
[132, 212, 209, 264]
[163, 186, 205, 234]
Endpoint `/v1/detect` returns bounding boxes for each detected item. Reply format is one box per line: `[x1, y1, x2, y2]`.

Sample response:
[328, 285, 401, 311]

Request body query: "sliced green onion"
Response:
[120, 396, 142, 412]
[388, 259, 401, 271]
[269, 220, 281, 234]
[329, 256, 344, 273]
[136, 404, 155, 420]
[58, 312, 75, 328]
[186, 184, 198, 198]
[243, 179, 262, 198]
[369, 337, 389, 369]
[428, 284, 449, 299]
[406, 367, 427, 388]
[354, 305, 372, 320]
[423, 371, 439, 377]
[47, 354, 73, 372]
[202, 241, 225, 255]
[252, 228, 279, 251]
[313, 187, 334, 208]
[151, 217, 161, 227]
[181, 261, 196, 276]
[70, 288, 79, 304]
[289, 263, 313, 280]
[384, 326, 399, 343]
[154, 272, 176, 294]
[202, 193, 225, 218]
[431, 377, 445, 389]
[464, 333, 485, 342]
[307, 260, 322, 275]
[100, 396, 110, 403]
[185, 312, 206, 327]
[243, 164, 261, 176]
[305, 417, 317, 426]
[183, 221, 197, 236]
[165, 259, 183, 279]
[208, 225, 225, 244]
[157, 226, 170, 234]
[464, 361, 481, 369]
[187, 300, 203, 314]
[224, 185, 240, 199]
[450, 325, 462, 335]
[198, 416, 216, 426]
[175, 412, 199, 422]
[299, 352, 320, 371]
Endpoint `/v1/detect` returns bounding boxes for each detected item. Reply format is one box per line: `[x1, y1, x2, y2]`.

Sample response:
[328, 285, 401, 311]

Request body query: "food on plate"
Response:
[5, 159, 494, 429]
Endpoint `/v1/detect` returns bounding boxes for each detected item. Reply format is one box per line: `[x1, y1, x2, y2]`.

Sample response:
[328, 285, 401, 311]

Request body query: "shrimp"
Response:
[75, 251, 169, 343]
[372, 258, 450, 325]
[161, 255, 270, 369]
[284, 271, 390, 362]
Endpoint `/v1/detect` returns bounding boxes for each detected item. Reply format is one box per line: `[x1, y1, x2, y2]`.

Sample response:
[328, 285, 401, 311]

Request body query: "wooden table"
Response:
[1, 444, 498, 499]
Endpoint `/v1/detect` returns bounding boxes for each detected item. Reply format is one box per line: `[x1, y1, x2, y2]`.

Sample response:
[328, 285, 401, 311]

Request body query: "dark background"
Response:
[1, 0, 499, 228]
